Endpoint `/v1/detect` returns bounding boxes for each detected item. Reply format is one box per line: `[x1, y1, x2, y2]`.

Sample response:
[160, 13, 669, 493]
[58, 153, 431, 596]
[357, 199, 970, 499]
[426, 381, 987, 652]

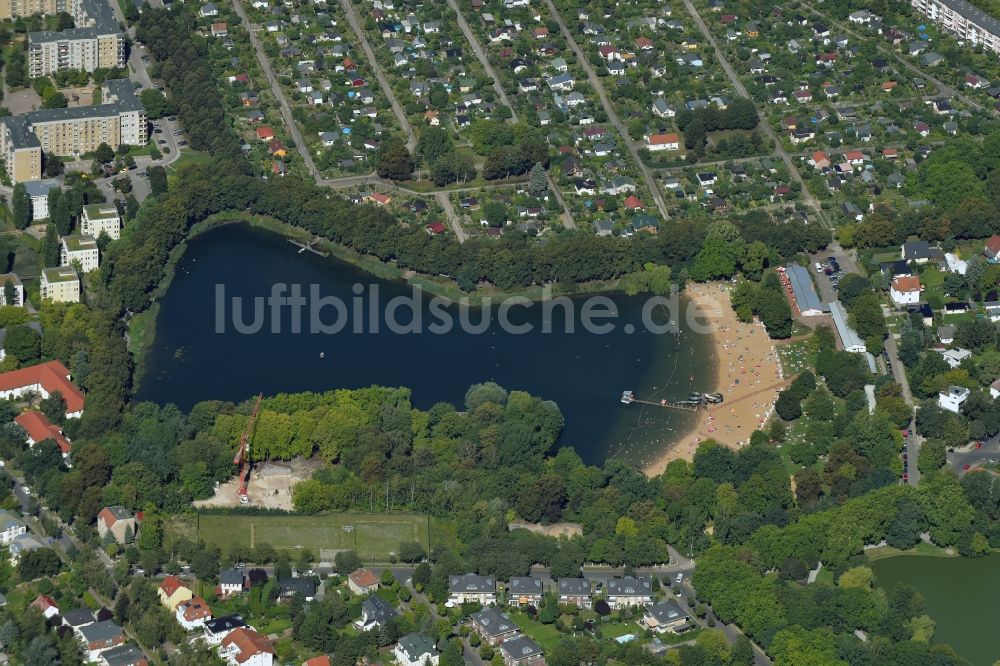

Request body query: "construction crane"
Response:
[233, 393, 263, 504]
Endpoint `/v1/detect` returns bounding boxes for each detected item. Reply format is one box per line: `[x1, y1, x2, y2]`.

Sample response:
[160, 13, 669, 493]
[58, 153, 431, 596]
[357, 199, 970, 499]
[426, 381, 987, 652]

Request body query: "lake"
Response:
[134, 223, 717, 467]
[871, 554, 1000, 665]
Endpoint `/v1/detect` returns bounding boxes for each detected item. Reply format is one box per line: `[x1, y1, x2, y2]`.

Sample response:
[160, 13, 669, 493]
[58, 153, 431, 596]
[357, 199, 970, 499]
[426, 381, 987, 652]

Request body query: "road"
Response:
[445, 0, 574, 229]
[543, 0, 669, 223]
[681, 0, 828, 229]
[339, 0, 416, 152]
[231, 0, 324, 180]
[803, 3, 995, 117]
[948, 437, 1000, 476]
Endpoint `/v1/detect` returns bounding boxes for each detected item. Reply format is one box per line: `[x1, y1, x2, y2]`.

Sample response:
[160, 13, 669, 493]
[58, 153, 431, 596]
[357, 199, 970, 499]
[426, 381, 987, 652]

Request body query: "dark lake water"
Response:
[134, 223, 716, 467]
[872, 554, 1000, 665]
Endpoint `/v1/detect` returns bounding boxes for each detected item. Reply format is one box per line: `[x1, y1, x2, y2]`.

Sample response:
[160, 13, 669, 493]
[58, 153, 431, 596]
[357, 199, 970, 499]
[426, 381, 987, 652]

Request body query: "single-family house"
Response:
[499, 636, 545, 666]
[641, 599, 694, 634]
[645, 133, 680, 152]
[471, 607, 519, 645]
[394, 633, 439, 666]
[31, 594, 60, 619]
[219, 628, 274, 666]
[158, 576, 194, 611]
[348, 568, 380, 595]
[97, 506, 137, 544]
[938, 385, 970, 414]
[78, 621, 126, 662]
[939, 347, 972, 369]
[219, 569, 246, 598]
[356, 595, 399, 631]
[202, 615, 248, 646]
[890, 276, 922, 306]
[278, 578, 316, 601]
[176, 597, 213, 631]
[0, 510, 26, 545]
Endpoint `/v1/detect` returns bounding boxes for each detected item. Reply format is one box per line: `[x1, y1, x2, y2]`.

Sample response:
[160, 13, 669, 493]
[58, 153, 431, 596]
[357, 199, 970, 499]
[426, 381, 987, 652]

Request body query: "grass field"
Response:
[168, 512, 431, 562]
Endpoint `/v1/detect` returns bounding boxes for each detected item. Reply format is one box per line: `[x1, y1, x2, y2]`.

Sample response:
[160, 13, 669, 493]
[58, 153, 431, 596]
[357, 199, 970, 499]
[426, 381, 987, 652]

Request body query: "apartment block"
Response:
[81, 202, 121, 240]
[0, 79, 145, 183]
[60, 234, 100, 273]
[911, 0, 1000, 54]
[25, 0, 124, 76]
[40, 266, 80, 303]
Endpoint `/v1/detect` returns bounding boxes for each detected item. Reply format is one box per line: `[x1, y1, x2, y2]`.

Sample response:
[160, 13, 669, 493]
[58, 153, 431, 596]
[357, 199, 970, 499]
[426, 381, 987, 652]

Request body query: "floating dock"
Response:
[288, 237, 329, 257]
[620, 391, 703, 412]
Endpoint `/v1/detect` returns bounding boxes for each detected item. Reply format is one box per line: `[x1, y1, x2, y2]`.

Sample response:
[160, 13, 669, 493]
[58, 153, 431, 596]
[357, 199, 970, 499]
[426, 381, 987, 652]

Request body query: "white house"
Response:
[219, 628, 273, 666]
[176, 597, 213, 630]
[890, 276, 922, 306]
[939, 348, 972, 369]
[944, 252, 968, 275]
[938, 385, 970, 414]
[645, 133, 680, 152]
[394, 633, 439, 666]
[0, 510, 27, 545]
[202, 616, 248, 646]
[24, 180, 59, 221]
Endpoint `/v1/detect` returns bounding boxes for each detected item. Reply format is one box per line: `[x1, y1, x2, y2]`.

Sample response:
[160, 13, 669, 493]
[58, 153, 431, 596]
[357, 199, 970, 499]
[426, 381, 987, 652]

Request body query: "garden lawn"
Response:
[509, 611, 565, 652]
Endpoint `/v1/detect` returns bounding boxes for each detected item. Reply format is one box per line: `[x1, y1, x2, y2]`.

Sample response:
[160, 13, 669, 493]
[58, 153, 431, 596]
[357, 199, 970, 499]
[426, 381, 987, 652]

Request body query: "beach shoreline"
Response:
[642, 283, 789, 477]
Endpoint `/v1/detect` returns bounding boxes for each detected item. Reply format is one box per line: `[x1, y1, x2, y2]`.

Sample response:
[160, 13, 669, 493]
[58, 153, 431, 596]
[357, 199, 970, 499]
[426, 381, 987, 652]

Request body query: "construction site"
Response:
[193, 394, 322, 510]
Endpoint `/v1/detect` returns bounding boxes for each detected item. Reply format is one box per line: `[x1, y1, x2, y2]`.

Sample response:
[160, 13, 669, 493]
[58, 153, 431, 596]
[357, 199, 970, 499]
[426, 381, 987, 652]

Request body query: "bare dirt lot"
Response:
[194, 456, 324, 510]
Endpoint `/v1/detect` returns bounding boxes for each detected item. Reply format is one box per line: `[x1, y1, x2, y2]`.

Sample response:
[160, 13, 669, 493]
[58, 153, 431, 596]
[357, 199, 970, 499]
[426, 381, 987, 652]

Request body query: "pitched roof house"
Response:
[158, 576, 194, 611]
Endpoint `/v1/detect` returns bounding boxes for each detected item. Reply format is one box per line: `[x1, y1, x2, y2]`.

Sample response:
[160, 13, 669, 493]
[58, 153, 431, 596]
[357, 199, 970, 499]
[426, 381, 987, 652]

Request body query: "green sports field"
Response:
[169, 512, 431, 562]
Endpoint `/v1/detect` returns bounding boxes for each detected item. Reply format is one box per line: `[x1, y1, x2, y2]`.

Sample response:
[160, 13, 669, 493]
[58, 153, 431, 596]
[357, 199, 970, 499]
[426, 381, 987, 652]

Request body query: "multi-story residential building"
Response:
[61, 234, 100, 273]
[911, 0, 1000, 54]
[0, 117, 42, 183]
[40, 265, 80, 303]
[557, 578, 592, 608]
[23, 0, 124, 76]
[0, 79, 145, 183]
[0, 273, 24, 307]
[24, 179, 59, 220]
[606, 576, 653, 609]
[448, 573, 497, 605]
[81, 202, 121, 240]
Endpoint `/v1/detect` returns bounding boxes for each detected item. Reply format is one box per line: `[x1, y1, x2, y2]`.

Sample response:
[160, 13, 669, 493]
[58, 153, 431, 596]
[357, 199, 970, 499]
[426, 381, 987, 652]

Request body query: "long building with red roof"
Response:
[14, 411, 71, 455]
[0, 360, 84, 417]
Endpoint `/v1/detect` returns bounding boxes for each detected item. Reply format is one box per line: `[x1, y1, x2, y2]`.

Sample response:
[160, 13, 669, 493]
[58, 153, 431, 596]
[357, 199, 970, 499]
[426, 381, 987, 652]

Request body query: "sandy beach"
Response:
[643, 283, 790, 477]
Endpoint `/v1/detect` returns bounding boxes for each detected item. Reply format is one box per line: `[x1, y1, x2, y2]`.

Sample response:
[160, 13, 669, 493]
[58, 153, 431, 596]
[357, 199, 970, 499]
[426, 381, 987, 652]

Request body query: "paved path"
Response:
[681, 0, 828, 229]
[232, 0, 323, 180]
[339, 0, 416, 152]
[544, 0, 669, 222]
[434, 191, 467, 242]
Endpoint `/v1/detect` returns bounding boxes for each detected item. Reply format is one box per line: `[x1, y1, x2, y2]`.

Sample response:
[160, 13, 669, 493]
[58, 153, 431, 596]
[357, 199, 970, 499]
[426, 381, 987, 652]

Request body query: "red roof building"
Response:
[425, 222, 446, 235]
[221, 628, 274, 664]
[985, 235, 1000, 261]
[624, 195, 644, 210]
[0, 360, 84, 416]
[255, 126, 274, 141]
[303, 657, 331, 666]
[31, 595, 59, 618]
[15, 411, 70, 454]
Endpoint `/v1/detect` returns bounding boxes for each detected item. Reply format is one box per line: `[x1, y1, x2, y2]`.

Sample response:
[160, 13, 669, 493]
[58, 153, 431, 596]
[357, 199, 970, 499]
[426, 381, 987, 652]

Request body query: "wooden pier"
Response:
[620, 392, 703, 413]
[288, 237, 329, 257]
